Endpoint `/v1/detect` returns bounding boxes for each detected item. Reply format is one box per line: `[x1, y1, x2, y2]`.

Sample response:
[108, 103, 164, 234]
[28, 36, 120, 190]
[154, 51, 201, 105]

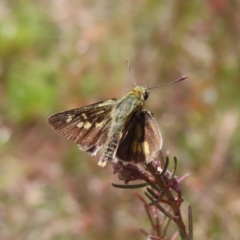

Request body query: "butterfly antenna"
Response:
[148, 76, 188, 90]
[126, 59, 137, 86]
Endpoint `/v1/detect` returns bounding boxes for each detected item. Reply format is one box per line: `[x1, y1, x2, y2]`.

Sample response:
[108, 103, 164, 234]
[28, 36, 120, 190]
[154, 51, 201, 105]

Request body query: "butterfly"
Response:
[48, 76, 187, 167]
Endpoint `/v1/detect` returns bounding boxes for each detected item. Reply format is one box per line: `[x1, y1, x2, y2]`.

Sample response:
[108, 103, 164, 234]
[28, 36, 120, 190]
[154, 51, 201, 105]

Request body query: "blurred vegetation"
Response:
[0, 0, 240, 239]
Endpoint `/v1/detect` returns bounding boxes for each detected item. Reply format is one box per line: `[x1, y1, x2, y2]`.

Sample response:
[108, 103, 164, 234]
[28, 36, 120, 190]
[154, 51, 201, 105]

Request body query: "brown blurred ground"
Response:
[0, 0, 240, 239]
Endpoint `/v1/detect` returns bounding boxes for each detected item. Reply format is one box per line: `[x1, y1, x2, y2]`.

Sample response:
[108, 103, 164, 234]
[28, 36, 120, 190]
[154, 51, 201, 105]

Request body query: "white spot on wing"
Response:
[81, 113, 87, 119]
[66, 116, 72, 122]
[77, 122, 84, 128]
[84, 122, 91, 129]
[142, 141, 150, 155]
[95, 121, 104, 128]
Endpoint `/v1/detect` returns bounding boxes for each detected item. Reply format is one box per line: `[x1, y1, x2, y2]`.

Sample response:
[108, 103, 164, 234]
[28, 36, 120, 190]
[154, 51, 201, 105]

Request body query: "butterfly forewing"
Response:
[116, 111, 162, 163]
[48, 99, 117, 155]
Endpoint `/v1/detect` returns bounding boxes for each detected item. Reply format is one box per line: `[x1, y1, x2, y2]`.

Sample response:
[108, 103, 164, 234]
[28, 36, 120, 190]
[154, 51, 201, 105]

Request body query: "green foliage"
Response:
[6, 59, 59, 122]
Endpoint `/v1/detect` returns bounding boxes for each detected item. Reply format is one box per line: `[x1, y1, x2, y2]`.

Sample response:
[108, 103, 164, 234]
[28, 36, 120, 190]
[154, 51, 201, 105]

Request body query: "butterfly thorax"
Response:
[98, 86, 149, 167]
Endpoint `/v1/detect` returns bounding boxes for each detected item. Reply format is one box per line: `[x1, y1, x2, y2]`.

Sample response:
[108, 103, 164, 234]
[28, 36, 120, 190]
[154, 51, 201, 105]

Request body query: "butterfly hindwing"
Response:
[48, 99, 117, 155]
[116, 111, 162, 163]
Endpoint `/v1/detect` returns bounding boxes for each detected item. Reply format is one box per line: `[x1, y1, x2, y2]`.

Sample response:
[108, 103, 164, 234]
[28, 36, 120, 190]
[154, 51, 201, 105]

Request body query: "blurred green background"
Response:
[1, 0, 240, 239]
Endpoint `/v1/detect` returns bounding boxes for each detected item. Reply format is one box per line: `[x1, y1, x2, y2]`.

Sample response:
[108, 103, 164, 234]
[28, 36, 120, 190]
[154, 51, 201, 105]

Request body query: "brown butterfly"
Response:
[48, 76, 187, 167]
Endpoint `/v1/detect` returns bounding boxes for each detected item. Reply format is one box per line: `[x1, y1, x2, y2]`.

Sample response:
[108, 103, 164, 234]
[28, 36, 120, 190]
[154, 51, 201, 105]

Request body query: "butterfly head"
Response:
[132, 85, 149, 101]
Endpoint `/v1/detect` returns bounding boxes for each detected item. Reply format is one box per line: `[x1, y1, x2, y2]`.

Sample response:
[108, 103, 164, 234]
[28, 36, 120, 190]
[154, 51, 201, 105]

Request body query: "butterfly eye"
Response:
[143, 92, 148, 100]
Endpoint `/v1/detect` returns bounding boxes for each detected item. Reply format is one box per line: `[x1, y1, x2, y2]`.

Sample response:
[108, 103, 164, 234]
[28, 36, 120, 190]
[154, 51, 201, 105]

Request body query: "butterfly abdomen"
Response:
[99, 123, 123, 165]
